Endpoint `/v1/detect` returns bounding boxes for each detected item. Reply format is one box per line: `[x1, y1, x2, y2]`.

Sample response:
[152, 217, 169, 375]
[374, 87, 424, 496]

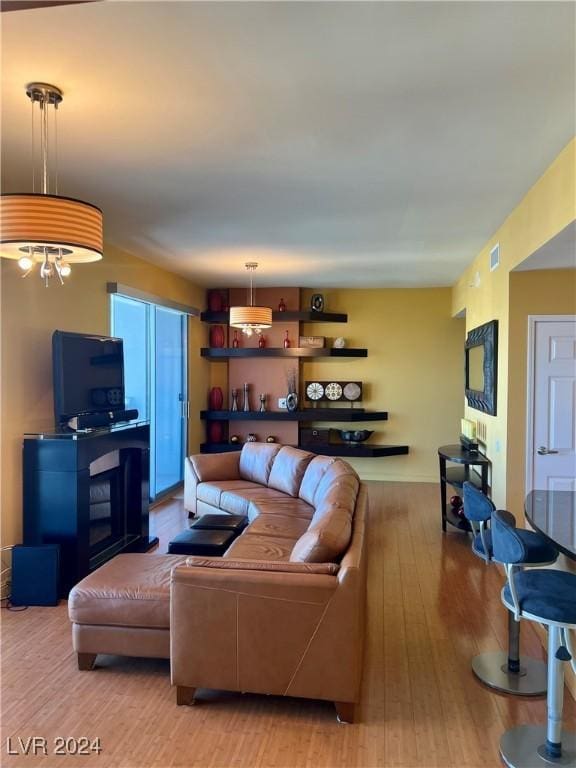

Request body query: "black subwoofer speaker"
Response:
[10, 545, 60, 606]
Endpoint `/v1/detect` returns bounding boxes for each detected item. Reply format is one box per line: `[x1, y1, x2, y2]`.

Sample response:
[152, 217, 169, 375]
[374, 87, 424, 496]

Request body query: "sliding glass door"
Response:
[111, 295, 188, 501]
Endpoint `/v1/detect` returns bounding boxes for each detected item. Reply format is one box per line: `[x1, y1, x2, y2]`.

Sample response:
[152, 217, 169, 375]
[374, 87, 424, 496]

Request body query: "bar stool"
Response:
[462, 483, 558, 696]
[491, 509, 576, 767]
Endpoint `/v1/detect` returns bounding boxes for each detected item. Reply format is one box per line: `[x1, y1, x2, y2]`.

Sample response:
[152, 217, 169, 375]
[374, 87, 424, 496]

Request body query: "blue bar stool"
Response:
[463, 483, 558, 696]
[492, 509, 576, 767]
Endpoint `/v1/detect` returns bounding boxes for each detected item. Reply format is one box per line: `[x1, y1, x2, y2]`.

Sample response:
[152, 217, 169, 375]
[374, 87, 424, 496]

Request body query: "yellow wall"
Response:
[507, 269, 576, 516]
[0, 245, 207, 548]
[301, 288, 465, 482]
[451, 138, 576, 507]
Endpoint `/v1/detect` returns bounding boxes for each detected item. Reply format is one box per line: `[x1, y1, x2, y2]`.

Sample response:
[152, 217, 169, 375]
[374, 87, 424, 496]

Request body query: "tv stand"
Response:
[23, 421, 156, 596]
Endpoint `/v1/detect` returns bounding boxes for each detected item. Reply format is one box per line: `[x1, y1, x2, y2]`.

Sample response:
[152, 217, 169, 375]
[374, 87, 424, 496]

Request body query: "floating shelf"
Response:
[201, 310, 348, 324]
[199, 442, 408, 457]
[301, 443, 409, 458]
[201, 347, 367, 359]
[201, 409, 388, 422]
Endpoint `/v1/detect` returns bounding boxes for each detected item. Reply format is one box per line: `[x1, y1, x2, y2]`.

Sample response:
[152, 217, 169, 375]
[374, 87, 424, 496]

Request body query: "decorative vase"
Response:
[232, 329, 240, 349]
[208, 386, 224, 411]
[208, 290, 223, 312]
[258, 334, 266, 348]
[243, 383, 251, 412]
[286, 392, 298, 412]
[284, 330, 290, 349]
[208, 421, 223, 443]
[209, 325, 225, 348]
[259, 394, 266, 412]
[231, 388, 239, 412]
[247, 433, 257, 442]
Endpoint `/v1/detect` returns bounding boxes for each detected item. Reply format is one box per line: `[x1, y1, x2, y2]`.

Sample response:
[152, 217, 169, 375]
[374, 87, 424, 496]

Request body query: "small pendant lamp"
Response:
[229, 262, 272, 336]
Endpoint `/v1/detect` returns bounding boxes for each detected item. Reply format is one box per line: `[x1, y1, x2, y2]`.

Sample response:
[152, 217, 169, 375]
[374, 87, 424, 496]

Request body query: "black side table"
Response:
[438, 444, 491, 532]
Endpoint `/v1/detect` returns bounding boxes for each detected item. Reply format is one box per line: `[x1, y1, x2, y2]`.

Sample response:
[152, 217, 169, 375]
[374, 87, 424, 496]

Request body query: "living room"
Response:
[1, 2, 575, 767]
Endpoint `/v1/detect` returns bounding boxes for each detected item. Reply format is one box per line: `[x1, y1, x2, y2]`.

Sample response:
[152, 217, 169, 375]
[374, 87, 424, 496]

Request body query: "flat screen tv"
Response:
[52, 330, 125, 426]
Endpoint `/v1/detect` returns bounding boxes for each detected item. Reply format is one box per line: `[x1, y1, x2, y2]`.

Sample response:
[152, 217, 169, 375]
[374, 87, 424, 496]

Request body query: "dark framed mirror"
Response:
[465, 319, 498, 415]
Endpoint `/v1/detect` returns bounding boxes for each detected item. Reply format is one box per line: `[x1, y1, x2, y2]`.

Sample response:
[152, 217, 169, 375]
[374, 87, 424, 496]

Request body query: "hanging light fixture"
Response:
[0, 83, 103, 286]
[229, 262, 272, 336]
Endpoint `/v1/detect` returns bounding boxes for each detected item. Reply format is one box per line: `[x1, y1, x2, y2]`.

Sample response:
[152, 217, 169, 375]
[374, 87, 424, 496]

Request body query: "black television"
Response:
[52, 330, 126, 427]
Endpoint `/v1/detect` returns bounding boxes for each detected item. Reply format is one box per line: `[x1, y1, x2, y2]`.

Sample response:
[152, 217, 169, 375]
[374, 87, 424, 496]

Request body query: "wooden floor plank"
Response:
[1, 481, 574, 767]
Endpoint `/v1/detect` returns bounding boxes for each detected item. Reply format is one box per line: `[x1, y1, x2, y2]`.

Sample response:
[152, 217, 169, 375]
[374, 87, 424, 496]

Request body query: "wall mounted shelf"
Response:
[201, 409, 388, 422]
[201, 310, 348, 324]
[201, 347, 367, 359]
[199, 442, 409, 457]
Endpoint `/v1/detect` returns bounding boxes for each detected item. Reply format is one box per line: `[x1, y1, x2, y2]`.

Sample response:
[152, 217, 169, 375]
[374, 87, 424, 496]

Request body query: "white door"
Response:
[528, 317, 576, 491]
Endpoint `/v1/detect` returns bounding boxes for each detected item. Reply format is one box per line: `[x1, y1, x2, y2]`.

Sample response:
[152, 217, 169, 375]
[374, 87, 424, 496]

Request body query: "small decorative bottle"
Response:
[243, 382, 251, 412]
[259, 393, 266, 413]
[283, 330, 290, 349]
[258, 334, 266, 349]
[278, 297, 286, 312]
[232, 329, 240, 349]
[231, 388, 239, 412]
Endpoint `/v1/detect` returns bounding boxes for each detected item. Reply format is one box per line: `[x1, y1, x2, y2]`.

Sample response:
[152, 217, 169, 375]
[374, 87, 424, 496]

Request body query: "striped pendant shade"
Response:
[229, 305, 273, 330]
[0, 194, 103, 262]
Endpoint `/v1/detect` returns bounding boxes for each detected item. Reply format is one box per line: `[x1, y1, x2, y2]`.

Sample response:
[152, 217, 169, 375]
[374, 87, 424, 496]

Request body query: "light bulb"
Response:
[59, 262, 71, 277]
[243, 327, 253, 337]
[40, 260, 54, 279]
[18, 255, 34, 271]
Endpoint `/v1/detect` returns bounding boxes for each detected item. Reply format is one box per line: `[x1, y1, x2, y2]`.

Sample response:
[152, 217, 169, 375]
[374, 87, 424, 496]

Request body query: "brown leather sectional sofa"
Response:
[69, 443, 367, 722]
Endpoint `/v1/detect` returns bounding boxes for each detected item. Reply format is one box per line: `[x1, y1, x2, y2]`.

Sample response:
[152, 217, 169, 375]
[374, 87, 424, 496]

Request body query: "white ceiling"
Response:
[1, 1, 575, 287]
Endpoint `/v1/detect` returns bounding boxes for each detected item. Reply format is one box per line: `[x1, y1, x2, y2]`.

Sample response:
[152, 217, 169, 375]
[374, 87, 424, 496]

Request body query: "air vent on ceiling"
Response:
[490, 243, 500, 272]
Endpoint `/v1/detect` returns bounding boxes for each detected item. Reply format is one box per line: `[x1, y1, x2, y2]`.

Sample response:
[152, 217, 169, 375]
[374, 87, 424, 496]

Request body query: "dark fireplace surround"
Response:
[24, 422, 154, 595]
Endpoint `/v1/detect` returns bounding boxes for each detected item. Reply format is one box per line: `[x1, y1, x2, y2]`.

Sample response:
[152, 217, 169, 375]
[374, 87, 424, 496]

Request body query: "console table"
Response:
[525, 490, 576, 561]
[438, 444, 491, 532]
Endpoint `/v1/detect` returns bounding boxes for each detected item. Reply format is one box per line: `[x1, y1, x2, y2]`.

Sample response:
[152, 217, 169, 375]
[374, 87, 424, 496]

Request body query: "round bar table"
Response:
[525, 490, 576, 561]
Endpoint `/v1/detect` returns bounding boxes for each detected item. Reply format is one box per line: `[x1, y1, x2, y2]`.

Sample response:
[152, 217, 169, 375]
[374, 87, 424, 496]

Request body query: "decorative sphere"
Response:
[450, 495, 462, 508]
[333, 337, 346, 349]
[230, 435, 239, 444]
[266, 435, 276, 443]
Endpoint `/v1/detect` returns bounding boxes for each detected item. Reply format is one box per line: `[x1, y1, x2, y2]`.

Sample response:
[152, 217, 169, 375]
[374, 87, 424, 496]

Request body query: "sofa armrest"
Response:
[183, 452, 241, 514]
[184, 556, 339, 575]
[170, 563, 339, 696]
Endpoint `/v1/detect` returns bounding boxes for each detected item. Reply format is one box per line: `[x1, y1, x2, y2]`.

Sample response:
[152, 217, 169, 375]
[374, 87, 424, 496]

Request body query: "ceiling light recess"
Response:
[229, 262, 272, 336]
[0, 83, 103, 286]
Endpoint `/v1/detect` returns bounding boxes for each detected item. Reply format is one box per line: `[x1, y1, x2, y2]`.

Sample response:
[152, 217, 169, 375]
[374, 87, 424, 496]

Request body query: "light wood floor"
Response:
[2, 482, 574, 768]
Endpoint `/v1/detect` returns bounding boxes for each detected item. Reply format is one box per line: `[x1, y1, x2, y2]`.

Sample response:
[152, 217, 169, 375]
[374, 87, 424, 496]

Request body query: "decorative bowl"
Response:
[339, 429, 374, 444]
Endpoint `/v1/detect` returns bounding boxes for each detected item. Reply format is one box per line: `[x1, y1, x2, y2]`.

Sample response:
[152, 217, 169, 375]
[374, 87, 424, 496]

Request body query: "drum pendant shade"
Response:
[229, 262, 272, 334]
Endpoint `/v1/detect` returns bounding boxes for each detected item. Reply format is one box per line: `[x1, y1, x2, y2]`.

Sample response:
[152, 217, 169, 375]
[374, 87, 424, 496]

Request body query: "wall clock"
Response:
[325, 382, 343, 401]
[306, 382, 324, 401]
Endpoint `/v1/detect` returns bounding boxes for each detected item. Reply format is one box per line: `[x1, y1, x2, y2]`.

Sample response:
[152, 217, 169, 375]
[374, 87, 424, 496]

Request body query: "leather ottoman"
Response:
[191, 513, 248, 533]
[167, 528, 236, 556]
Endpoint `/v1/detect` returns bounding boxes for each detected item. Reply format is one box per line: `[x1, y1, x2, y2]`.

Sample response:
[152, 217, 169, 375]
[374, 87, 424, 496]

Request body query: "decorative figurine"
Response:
[232, 329, 240, 349]
[284, 330, 290, 349]
[247, 433, 257, 442]
[258, 334, 266, 348]
[231, 388, 239, 412]
[278, 298, 287, 312]
[259, 394, 266, 412]
[243, 382, 251, 412]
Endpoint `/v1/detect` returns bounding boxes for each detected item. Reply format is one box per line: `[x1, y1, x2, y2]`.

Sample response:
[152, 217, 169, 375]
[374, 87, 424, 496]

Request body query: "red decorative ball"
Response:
[450, 495, 462, 508]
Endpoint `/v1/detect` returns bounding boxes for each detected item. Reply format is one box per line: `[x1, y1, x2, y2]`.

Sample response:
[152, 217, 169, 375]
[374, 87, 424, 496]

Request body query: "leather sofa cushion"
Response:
[312, 459, 359, 506]
[290, 508, 352, 564]
[247, 497, 315, 522]
[239, 442, 282, 485]
[224, 533, 296, 562]
[310, 476, 359, 527]
[267, 446, 314, 497]
[298, 456, 338, 505]
[197, 480, 260, 508]
[68, 553, 187, 629]
[246, 514, 311, 540]
[191, 452, 240, 482]
[184, 556, 339, 575]
[220, 487, 287, 516]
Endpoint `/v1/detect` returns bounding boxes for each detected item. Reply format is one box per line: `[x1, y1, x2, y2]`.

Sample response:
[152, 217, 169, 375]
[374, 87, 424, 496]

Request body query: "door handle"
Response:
[538, 446, 559, 455]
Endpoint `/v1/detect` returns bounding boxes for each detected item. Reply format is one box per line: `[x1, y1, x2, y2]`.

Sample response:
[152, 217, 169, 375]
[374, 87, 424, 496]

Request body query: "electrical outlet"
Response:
[278, 397, 287, 409]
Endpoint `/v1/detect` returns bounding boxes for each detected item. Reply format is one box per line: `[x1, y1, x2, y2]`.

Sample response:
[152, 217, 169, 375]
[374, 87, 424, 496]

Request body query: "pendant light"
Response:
[229, 262, 272, 336]
[0, 83, 103, 286]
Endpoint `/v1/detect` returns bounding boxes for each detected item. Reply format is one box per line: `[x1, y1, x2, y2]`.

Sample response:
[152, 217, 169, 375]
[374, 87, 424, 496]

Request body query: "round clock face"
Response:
[325, 382, 343, 401]
[306, 382, 324, 401]
[343, 382, 361, 401]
